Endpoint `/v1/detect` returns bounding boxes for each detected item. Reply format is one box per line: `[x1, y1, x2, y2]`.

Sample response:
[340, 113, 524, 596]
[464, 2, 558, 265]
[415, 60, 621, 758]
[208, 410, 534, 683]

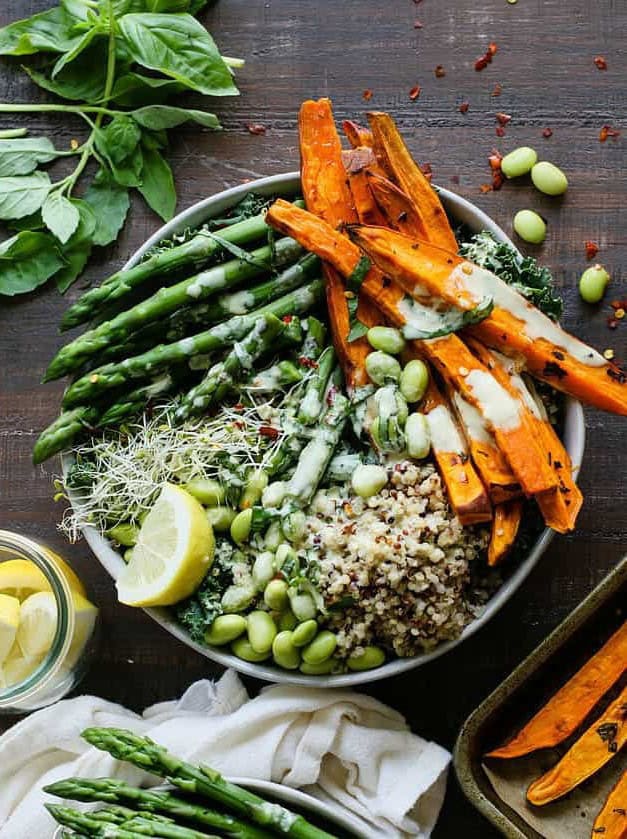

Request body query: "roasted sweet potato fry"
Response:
[347, 224, 627, 416]
[487, 621, 627, 759]
[526, 685, 627, 806]
[367, 171, 427, 238]
[342, 119, 374, 149]
[592, 771, 627, 839]
[367, 111, 458, 251]
[488, 500, 524, 566]
[343, 148, 387, 226]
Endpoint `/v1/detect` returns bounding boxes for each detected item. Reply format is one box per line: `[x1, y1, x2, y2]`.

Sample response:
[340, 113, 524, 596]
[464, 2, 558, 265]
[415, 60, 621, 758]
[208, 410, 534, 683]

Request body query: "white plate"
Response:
[64, 172, 585, 687]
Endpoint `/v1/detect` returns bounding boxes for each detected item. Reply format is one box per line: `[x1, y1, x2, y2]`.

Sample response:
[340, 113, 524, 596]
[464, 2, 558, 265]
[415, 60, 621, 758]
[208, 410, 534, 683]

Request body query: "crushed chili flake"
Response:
[413, 19, 423, 28]
[259, 425, 279, 439]
[480, 183, 493, 193]
[419, 162, 433, 181]
[491, 83, 502, 96]
[409, 85, 422, 100]
[585, 240, 599, 260]
[542, 127, 554, 138]
[434, 65, 446, 78]
[488, 149, 504, 190]
[599, 125, 620, 142]
[475, 42, 497, 71]
[488, 41, 498, 55]
[247, 123, 266, 135]
[611, 298, 627, 309]
[298, 356, 318, 368]
[594, 55, 608, 70]
[459, 101, 470, 113]
[475, 55, 489, 72]
[363, 89, 373, 101]
[282, 315, 293, 323]
[233, 402, 245, 412]
[450, 174, 460, 184]
[495, 125, 506, 137]
[608, 317, 618, 330]
[496, 112, 511, 125]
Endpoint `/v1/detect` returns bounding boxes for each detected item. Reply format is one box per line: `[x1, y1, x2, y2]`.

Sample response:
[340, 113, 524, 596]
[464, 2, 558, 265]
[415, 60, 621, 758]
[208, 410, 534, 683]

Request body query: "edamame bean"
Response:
[246, 610, 277, 654]
[239, 469, 268, 510]
[347, 646, 386, 671]
[292, 619, 318, 647]
[579, 264, 610, 303]
[288, 589, 317, 622]
[367, 326, 406, 355]
[221, 580, 256, 613]
[531, 161, 568, 196]
[513, 209, 546, 244]
[184, 478, 225, 506]
[500, 146, 538, 179]
[399, 359, 429, 403]
[279, 609, 298, 631]
[252, 551, 276, 590]
[231, 637, 272, 663]
[282, 509, 306, 543]
[204, 614, 247, 646]
[274, 543, 297, 571]
[107, 523, 139, 547]
[206, 506, 237, 532]
[300, 659, 336, 675]
[230, 508, 253, 544]
[373, 385, 408, 425]
[264, 521, 283, 551]
[301, 630, 337, 665]
[262, 481, 287, 508]
[272, 631, 301, 670]
[365, 351, 401, 385]
[405, 413, 431, 459]
[351, 464, 388, 499]
[264, 579, 289, 611]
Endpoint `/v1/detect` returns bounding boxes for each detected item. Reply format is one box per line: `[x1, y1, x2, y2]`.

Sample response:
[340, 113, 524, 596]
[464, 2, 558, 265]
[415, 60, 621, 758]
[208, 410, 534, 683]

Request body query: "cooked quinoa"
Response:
[306, 460, 490, 658]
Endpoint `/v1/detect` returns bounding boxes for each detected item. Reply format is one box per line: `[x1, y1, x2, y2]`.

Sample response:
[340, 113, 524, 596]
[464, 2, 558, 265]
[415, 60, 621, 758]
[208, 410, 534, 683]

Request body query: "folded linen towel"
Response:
[0, 670, 450, 839]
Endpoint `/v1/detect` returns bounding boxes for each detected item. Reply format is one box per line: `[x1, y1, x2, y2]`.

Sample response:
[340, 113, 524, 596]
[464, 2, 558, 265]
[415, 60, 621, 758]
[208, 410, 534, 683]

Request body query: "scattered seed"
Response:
[247, 123, 266, 135]
[459, 102, 470, 113]
[615, 308, 625, 319]
[363, 89, 373, 101]
[434, 65, 446, 78]
[542, 127, 553, 138]
[594, 56, 608, 70]
[603, 348, 615, 360]
[409, 85, 422, 100]
[70, 138, 79, 150]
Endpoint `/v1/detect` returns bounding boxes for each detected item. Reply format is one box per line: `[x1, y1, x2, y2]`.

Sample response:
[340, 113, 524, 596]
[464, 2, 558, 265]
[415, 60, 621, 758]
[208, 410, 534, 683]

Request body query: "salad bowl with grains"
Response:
[42, 100, 625, 687]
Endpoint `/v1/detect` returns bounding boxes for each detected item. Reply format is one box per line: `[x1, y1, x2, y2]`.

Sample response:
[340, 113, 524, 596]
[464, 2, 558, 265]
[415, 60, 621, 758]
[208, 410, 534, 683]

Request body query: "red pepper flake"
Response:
[488, 41, 498, 56]
[610, 298, 627, 310]
[459, 101, 470, 114]
[409, 85, 422, 100]
[413, 19, 423, 28]
[247, 123, 266, 135]
[298, 356, 318, 369]
[475, 42, 497, 72]
[450, 174, 460, 184]
[363, 89, 373, 101]
[419, 162, 433, 181]
[475, 55, 489, 72]
[608, 317, 618, 330]
[480, 183, 493, 193]
[282, 315, 293, 323]
[491, 83, 502, 96]
[542, 127, 554, 138]
[434, 65, 446, 78]
[488, 149, 504, 190]
[259, 425, 279, 439]
[495, 125, 506, 137]
[594, 55, 608, 70]
[585, 241, 599, 260]
[599, 125, 620, 142]
[496, 112, 511, 125]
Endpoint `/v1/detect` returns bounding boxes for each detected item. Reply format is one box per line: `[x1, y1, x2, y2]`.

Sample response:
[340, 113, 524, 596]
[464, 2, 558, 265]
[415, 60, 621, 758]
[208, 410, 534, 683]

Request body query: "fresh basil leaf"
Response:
[118, 13, 238, 96]
[347, 255, 371, 293]
[147, 0, 191, 10]
[61, 0, 91, 21]
[0, 172, 52, 220]
[130, 104, 220, 130]
[0, 231, 65, 296]
[138, 146, 176, 221]
[0, 137, 59, 177]
[0, 8, 81, 56]
[41, 191, 80, 244]
[400, 296, 494, 340]
[53, 199, 97, 292]
[83, 168, 130, 246]
[347, 320, 368, 342]
[8, 210, 45, 232]
[141, 128, 168, 149]
[51, 25, 99, 78]
[189, 0, 209, 12]
[96, 116, 142, 165]
[110, 72, 185, 106]
[25, 41, 111, 102]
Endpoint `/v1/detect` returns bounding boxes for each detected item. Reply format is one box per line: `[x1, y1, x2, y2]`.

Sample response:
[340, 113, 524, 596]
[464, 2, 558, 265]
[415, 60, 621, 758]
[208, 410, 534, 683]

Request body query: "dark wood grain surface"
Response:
[0, 1, 625, 836]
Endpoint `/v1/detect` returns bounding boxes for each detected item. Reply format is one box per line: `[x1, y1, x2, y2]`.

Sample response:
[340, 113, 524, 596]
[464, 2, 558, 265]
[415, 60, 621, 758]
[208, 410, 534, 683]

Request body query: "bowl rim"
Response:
[63, 170, 586, 687]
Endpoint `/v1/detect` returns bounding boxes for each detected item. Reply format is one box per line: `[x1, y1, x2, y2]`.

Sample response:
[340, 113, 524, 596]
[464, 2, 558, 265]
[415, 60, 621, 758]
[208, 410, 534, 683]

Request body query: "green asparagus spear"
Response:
[300, 317, 327, 360]
[296, 346, 336, 425]
[32, 406, 99, 465]
[81, 728, 338, 839]
[175, 315, 285, 422]
[46, 239, 305, 381]
[46, 804, 219, 839]
[44, 777, 274, 839]
[98, 374, 175, 427]
[61, 280, 324, 409]
[244, 360, 303, 392]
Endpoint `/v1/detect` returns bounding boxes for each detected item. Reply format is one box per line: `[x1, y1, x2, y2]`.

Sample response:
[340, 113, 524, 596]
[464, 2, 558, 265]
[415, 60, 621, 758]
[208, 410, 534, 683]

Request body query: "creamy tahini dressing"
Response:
[451, 263, 606, 367]
[491, 349, 542, 419]
[465, 369, 522, 431]
[425, 404, 467, 454]
[452, 392, 493, 444]
[397, 295, 458, 339]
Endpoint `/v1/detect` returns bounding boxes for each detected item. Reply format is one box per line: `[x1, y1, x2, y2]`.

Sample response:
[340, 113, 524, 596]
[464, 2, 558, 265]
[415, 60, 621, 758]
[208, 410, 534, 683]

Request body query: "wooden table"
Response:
[1, 0, 625, 835]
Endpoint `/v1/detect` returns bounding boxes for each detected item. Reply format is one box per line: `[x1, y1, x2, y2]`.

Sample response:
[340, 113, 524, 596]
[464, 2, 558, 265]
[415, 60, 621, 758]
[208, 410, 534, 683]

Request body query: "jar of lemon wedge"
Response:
[0, 530, 98, 713]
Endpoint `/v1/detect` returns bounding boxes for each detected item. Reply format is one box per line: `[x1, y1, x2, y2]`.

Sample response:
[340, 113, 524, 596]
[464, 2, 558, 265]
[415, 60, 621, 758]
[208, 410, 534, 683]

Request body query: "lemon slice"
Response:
[65, 590, 99, 669]
[45, 550, 87, 597]
[1, 643, 43, 689]
[0, 594, 20, 665]
[16, 591, 58, 657]
[0, 559, 51, 599]
[116, 483, 214, 607]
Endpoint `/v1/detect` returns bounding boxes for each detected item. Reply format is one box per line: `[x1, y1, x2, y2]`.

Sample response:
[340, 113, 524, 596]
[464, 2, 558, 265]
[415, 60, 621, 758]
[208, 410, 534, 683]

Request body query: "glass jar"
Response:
[0, 530, 98, 713]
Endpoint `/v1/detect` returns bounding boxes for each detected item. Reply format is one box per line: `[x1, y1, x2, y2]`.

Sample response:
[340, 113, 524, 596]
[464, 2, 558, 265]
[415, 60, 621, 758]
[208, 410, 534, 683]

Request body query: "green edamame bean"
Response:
[301, 630, 337, 665]
[279, 609, 298, 631]
[221, 580, 256, 613]
[272, 631, 301, 670]
[264, 579, 289, 611]
[399, 359, 429, 403]
[107, 523, 139, 547]
[252, 551, 276, 590]
[405, 413, 431, 459]
[206, 506, 237, 532]
[239, 469, 268, 510]
[282, 509, 306, 543]
[230, 508, 253, 544]
[264, 521, 283, 551]
[367, 326, 406, 355]
[500, 146, 538, 179]
[351, 464, 388, 499]
[366, 351, 401, 386]
[579, 264, 610, 304]
[291, 619, 318, 647]
[231, 637, 272, 663]
[373, 385, 408, 424]
[513, 210, 546, 244]
[288, 589, 317, 622]
[300, 659, 336, 675]
[347, 646, 386, 671]
[531, 161, 568, 196]
[247, 610, 277, 654]
[261, 480, 287, 508]
[205, 614, 247, 646]
[184, 478, 225, 506]
[274, 543, 297, 570]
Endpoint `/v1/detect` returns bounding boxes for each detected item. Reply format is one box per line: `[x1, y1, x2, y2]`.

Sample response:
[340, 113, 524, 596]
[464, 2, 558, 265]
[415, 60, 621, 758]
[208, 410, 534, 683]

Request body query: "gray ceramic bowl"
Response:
[64, 172, 585, 687]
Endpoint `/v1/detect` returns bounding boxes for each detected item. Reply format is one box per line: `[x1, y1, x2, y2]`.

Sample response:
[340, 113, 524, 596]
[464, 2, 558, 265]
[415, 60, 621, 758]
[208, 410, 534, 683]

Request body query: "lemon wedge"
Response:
[0, 559, 51, 599]
[116, 483, 214, 607]
[16, 591, 58, 657]
[1, 642, 43, 689]
[0, 593, 20, 666]
[65, 590, 99, 669]
[45, 550, 87, 597]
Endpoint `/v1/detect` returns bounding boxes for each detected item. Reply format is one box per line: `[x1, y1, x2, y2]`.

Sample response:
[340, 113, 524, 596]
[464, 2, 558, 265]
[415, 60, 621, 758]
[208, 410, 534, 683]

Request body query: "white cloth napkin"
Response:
[0, 670, 450, 839]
